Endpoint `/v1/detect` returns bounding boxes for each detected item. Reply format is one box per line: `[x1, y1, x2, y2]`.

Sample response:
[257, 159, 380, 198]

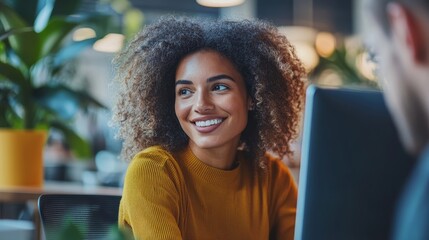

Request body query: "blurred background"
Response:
[0, 0, 379, 188]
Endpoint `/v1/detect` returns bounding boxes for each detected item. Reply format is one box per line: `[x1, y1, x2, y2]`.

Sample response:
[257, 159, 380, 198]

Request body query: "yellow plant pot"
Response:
[0, 129, 47, 188]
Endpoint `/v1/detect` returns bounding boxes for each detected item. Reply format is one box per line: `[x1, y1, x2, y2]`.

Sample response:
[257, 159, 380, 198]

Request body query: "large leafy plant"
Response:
[0, 1, 107, 158]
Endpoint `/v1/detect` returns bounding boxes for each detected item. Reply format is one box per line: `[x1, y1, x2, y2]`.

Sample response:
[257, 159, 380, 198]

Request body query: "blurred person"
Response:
[111, 16, 305, 240]
[362, 0, 429, 239]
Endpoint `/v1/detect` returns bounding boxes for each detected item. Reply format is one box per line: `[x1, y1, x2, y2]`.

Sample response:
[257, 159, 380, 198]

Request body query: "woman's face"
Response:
[175, 50, 250, 152]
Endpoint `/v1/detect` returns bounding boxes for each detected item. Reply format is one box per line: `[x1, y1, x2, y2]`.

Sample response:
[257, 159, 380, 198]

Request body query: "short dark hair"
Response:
[111, 16, 306, 168]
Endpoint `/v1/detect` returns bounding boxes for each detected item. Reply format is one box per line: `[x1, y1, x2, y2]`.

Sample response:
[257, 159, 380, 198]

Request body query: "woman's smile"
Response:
[192, 117, 225, 133]
[193, 118, 224, 128]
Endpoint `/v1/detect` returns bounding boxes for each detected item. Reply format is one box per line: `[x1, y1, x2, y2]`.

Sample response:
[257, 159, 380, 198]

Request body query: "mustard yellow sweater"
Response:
[119, 146, 297, 240]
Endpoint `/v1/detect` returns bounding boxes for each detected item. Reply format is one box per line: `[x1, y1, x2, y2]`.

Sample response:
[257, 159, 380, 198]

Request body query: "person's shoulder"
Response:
[129, 145, 178, 171]
[122, 146, 185, 205]
[265, 153, 288, 171]
[264, 153, 295, 181]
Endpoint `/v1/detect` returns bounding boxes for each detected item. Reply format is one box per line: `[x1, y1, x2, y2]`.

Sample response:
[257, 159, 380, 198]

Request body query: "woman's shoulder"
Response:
[123, 146, 185, 189]
[128, 145, 179, 172]
[264, 153, 295, 181]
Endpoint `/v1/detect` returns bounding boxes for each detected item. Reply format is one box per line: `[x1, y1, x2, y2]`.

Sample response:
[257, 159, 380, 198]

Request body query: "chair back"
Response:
[38, 194, 121, 240]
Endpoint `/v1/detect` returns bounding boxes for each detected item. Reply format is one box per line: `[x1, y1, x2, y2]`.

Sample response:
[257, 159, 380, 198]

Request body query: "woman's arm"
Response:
[268, 158, 298, 240]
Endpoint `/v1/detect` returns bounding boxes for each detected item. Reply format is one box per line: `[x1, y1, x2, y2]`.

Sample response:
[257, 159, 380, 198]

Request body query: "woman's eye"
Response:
[178, 89, 192, 96]
[213, 84, 229, 91]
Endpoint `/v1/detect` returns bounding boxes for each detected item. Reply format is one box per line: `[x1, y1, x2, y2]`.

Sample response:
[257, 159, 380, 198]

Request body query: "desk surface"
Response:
[0, 181, 122, 202]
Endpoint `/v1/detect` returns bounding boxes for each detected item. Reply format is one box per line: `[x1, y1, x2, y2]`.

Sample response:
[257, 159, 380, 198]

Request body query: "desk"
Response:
[0, 181, 122, 240]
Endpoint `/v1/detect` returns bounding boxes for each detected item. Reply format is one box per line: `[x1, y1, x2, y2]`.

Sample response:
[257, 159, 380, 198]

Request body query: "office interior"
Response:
[0, 0, 382, 239]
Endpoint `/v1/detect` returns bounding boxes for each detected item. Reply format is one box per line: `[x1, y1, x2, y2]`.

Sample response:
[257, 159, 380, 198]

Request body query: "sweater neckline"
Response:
[178, 146, 243, 188]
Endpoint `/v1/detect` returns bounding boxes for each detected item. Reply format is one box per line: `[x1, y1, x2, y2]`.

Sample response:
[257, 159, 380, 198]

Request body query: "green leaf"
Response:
[0, 3, 27, 29]
[3, 0, 82, 26]
[58, 220, 85, 240]
[0, 89, 13, 128]
[34, 84, 106, 114]
[74, 89, 107, 111]
[34, 85, 79, 120]
[0, 61, 27, 86]
[0, 41, 5, 60]
[7, 29, 40, 68]
[39, 17, 79, 57]
[0, 87, 22, 128]
[0, 26, 33, 41]
[1, 0, 38, 26]
[52, 38, 97, 68]
[50, 120, 93, 159]
[0, 3, 40, 68]
[51, 0, 82, 17]
[34, 0, 56, 32]
[107, 225, 135, 240]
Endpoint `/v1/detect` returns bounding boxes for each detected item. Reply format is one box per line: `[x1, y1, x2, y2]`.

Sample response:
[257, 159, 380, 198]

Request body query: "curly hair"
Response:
[111, 16, 306, 169]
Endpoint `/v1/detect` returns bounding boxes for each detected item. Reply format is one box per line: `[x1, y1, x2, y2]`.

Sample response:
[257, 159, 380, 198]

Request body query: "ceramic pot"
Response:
[0, 129, 47, 187]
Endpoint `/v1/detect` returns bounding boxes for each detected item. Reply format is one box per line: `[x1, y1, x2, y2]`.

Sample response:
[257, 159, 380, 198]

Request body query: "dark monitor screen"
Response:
[295, 85, 415, 240]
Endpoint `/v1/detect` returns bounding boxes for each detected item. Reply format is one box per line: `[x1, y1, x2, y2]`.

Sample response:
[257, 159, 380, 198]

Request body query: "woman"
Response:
[111, 16, 305, 240]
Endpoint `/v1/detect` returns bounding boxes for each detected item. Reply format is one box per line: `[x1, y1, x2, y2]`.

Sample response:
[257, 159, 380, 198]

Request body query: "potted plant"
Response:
[0, 1, 107, 187]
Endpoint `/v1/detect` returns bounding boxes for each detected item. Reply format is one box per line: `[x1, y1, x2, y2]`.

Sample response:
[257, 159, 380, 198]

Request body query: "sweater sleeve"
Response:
[268, 158, 298, 240]
[118, 147, 184, 240]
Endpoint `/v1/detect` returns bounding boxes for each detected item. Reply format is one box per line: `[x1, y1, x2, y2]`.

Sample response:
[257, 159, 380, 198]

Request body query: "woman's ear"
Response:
[387, 2, 426, 63]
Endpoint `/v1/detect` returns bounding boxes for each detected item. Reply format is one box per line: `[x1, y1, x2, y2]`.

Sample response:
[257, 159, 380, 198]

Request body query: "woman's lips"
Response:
[192, 118, 224, 133]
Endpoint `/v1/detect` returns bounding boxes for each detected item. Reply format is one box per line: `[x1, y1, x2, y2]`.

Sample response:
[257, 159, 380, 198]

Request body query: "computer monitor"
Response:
[295, 85, 415, 240]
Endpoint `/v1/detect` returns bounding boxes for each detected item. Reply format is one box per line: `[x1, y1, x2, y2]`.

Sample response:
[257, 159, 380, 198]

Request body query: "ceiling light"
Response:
[93, 33, 125, 53]
[73, 27, 96, 41]
[196, 0, 245, 8]
[278, 26, 319, 72]
[315, 32, 336, 58]
[293, 42, 319, 73]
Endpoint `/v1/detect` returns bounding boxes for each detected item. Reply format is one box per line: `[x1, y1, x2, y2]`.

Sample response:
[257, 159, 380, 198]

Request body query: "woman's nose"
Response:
[195, 91, 214, 113]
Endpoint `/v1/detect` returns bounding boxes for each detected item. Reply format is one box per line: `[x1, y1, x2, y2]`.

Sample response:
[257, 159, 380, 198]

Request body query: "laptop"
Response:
[295, 85, 415, 240]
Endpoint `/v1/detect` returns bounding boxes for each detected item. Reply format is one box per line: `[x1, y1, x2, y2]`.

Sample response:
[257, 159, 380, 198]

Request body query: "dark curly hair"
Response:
[111, 16, 305, 169]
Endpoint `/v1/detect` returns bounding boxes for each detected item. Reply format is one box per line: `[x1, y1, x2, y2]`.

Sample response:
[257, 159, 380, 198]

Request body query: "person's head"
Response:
[362, 0, 429, 156]
[111, 16, 305, 168]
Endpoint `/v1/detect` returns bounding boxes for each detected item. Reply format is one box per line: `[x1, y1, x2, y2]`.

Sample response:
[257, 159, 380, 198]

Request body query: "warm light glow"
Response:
[316, 69, 343, 86]
[196, 0, 245, 7]
[73, 28, 96, 41]
[278, 26, 317, 45]
[93, 33, 125, 53]
[293, 42, 319, 73]
[315, 32, 336, 57]
[278, 26, 319, 72]
[356, 51, 378, 81]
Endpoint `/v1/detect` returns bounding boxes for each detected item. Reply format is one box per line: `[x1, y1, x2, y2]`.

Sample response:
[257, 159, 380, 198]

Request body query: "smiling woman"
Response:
[111, 16, 305, 240]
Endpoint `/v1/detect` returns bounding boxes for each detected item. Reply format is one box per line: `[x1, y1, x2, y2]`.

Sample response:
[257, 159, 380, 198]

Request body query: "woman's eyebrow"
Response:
[207, 74, 235, 82]
[175, 74, 235, 86]
[175, 79, 193, 86]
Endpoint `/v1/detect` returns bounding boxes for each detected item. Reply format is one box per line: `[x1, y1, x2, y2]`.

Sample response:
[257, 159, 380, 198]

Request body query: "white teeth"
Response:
[195, 118, 223, 127]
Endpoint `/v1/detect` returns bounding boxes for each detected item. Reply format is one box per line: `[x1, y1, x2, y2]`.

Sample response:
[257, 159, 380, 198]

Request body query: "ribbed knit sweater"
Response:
[118, 146, 297, 240]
